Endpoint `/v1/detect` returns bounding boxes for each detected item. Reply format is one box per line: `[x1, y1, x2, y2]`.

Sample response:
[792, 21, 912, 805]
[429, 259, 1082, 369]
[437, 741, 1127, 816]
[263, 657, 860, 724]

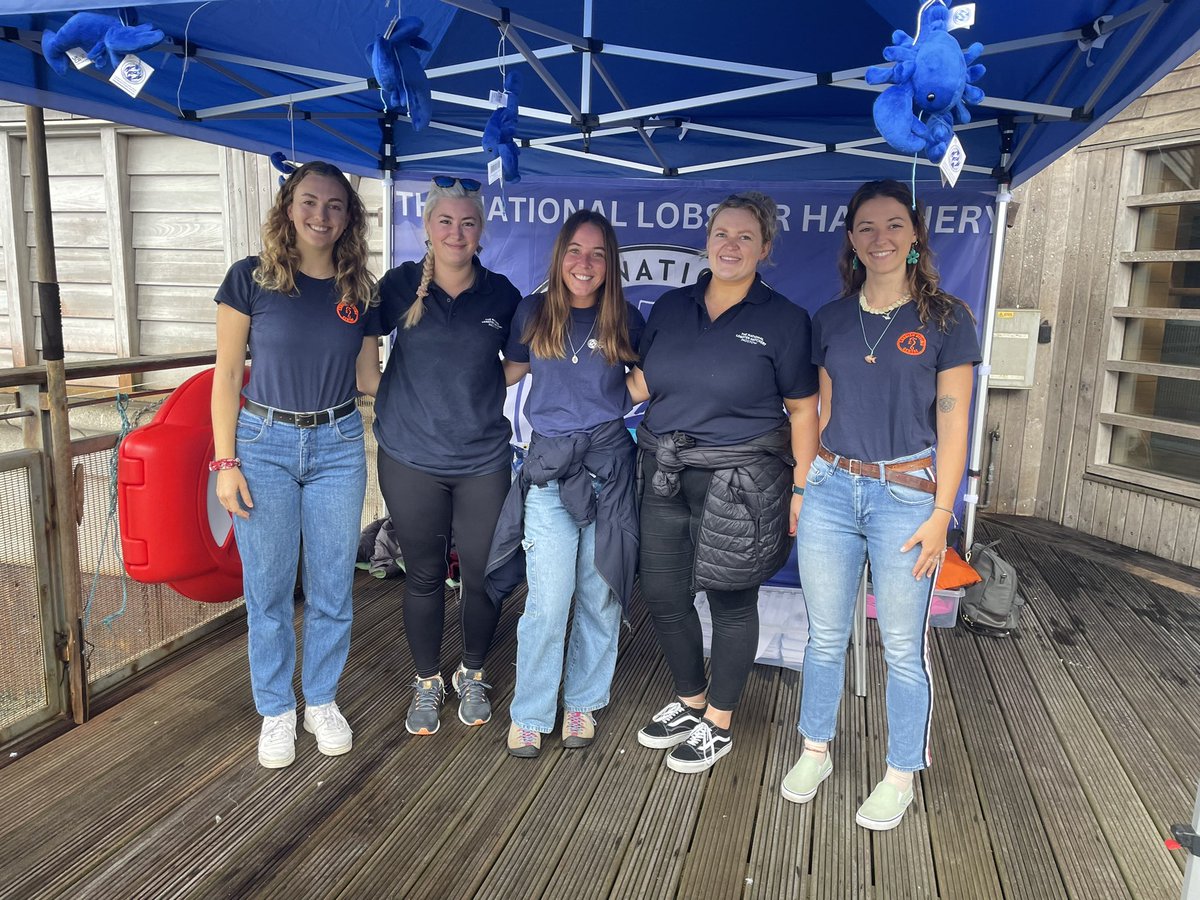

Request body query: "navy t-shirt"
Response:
[813, 295, 982, 462]
[506, 295, 646, 438]
[373, 259, 523, 476]
[214, 256, 381, 412]
[639, 271, 818, 445]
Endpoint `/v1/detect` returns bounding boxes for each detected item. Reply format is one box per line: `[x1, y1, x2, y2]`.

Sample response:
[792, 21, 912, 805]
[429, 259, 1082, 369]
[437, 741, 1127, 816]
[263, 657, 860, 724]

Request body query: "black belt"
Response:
[242, 398, 356, 428]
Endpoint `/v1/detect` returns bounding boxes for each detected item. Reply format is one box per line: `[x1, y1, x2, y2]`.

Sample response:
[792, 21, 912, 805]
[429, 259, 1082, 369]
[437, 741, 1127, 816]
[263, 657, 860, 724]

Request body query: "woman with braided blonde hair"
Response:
[371, 176, 522, 736]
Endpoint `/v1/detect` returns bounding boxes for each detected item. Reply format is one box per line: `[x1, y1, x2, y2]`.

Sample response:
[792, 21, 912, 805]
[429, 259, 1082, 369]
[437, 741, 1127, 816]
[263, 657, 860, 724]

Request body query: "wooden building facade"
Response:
[2, 51, 1199, 565]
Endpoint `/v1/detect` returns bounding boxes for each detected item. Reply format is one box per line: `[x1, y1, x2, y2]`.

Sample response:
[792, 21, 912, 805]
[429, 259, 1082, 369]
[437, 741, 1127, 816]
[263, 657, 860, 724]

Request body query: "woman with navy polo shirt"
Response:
[212, 161, 381, 769]
[627, 192, 820, 774]
[490, 210, 644, 758]
[780, 179, 980, 831]
[372, 176, 523, 736]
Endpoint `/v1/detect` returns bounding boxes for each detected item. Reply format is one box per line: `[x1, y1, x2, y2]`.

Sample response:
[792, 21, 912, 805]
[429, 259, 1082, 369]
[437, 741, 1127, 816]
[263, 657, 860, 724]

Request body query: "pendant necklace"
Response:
[858, 302, 901, 364]
[567, 318, 598, 364]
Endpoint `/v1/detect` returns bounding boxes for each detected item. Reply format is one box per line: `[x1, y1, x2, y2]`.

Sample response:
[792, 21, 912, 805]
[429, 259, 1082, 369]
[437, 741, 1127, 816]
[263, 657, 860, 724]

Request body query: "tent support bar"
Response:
[503, 25, 582, 120]
[837, 146, 993, 174]
[581, 0, 593, 115]
[683, 122, 825, 149]
[832, 79, 1079, 120]
[441, 0, 589, 49]
[676, 146, 826, 174]
[431, 90, 574, 124]
[964, 182, 1012, 550]
[195, 82, 370, 119]
[595, 77, 817, 126]
[1083, 0, 1169, 115]
[590, 57, 672, 172]
[429, 46, 573, 79]
[534, 143, 662, 173]
[602, 44, 813, 80]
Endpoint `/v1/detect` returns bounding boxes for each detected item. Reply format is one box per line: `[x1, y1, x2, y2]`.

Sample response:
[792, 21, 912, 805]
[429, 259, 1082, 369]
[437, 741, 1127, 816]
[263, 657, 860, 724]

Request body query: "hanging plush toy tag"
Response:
[65, 47, 92, 70]
[939, 135, 967, 187]
[948, 4, 976, 31]
[488, 90, 509, 109]
[487, 155, 503, 185]
[109, 54, 154, 98]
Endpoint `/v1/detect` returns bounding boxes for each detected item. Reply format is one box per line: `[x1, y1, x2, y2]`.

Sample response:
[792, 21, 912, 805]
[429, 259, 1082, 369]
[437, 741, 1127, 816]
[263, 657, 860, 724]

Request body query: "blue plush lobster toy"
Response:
[41, 11, 164, 76]
[865, 1, 985, 163]
[368, 16, 433, 131]
[482, 70, 521, 183]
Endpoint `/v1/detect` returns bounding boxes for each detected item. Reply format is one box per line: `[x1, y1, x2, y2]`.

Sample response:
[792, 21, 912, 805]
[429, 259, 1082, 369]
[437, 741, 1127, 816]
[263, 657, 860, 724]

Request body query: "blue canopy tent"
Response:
[2, 0, 1199, 542]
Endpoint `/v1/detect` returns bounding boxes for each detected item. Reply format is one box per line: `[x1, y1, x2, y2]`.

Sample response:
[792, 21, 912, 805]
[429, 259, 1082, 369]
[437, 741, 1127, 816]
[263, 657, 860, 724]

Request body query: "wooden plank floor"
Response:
[0, 515, 1195, 899]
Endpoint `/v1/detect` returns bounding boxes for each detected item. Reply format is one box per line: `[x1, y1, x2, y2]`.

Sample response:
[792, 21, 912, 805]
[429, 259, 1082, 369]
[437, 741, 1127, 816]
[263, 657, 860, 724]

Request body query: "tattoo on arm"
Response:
[937, 395, 957, 413]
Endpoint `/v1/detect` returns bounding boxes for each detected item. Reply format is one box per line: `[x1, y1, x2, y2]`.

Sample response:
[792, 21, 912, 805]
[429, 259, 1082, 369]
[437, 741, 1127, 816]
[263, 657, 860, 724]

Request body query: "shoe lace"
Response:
[565, 711, 590, 737]
[652, 701, 685, 724]
[262, 714, 294, 742]
[411, 679, 443, 711]
[457, 672, 491, 704]
[308, 704, 344, 729]
[684, 721, 716, 760]
[517, 727, 539, 745]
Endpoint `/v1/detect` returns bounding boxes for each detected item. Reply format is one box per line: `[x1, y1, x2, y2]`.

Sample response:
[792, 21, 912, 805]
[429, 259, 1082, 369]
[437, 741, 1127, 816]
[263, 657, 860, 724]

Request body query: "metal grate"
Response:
[72, 441, 240, 684]
[0, 462, 49, 730]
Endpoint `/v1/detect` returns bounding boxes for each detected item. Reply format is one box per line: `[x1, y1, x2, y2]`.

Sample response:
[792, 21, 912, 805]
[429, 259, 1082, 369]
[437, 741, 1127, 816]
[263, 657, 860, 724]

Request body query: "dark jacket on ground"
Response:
[486, 419, 638, 612]
[637, 422, 795, 593]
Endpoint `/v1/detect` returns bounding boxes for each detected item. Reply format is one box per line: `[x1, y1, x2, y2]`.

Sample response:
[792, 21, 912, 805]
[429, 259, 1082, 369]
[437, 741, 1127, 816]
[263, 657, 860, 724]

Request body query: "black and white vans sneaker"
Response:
[665, 718, 732, 773]
[637, 701, 707, 749]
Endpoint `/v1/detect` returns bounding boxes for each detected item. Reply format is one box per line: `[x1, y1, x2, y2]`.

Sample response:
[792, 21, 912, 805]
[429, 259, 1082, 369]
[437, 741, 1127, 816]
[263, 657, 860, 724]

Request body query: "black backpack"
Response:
[960, 541, 1024, 638]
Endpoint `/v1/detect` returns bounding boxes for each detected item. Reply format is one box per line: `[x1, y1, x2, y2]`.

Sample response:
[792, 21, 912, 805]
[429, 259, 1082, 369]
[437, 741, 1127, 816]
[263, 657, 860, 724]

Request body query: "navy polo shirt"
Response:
[215, 256, 381, 412]
[506, 295, 645, 438]
[638, 271, 818, 445]
[813, 295, 981, 462]
[373, 259, 523, 476]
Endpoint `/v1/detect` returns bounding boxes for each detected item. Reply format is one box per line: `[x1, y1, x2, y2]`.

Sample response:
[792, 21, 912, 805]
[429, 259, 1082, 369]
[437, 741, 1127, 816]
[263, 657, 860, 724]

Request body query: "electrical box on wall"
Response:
[988, 308, 1041, 390]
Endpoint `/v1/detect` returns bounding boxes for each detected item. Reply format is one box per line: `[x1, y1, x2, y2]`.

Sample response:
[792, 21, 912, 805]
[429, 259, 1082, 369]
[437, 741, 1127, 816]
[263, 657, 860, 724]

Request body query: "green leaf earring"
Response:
[906, 245, 920, 265]
[851, 254, 859, 270]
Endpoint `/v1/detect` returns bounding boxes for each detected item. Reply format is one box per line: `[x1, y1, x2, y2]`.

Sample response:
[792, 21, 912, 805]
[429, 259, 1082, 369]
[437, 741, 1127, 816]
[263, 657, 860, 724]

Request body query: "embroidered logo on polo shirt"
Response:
[336, 302, 360, 324]
[481, 317, 503, 330]
[736, 332, 767, 346]
[897, 331, 927, 356]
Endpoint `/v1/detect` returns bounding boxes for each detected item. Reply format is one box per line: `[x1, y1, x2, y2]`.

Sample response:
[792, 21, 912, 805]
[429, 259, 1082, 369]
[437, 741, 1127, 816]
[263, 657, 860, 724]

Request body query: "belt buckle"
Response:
[847, 458, 863, 476]
[295, 412, 317, 428]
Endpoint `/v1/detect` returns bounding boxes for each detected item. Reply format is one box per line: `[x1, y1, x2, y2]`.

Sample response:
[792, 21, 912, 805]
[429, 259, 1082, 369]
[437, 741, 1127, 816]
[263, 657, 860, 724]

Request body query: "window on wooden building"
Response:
[1093, 142, 1200, 498]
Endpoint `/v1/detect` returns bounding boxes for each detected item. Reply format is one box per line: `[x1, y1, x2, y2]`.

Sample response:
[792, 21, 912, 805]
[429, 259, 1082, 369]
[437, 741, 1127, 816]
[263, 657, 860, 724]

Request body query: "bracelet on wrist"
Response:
[933, 505, 954, 516]
[792, 485, 805, 496]
[208, 457, 241, 471]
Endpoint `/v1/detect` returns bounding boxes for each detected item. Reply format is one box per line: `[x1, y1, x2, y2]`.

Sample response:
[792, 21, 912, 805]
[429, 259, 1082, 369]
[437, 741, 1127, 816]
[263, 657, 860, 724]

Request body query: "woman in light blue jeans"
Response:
[494, 210, 644, 758]
[212, 161, 381, 769]
[781, 180, 980, 830]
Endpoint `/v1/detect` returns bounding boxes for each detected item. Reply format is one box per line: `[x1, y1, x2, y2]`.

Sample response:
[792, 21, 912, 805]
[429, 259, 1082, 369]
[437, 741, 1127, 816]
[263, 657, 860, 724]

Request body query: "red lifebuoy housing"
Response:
[117, 367, 248, 603]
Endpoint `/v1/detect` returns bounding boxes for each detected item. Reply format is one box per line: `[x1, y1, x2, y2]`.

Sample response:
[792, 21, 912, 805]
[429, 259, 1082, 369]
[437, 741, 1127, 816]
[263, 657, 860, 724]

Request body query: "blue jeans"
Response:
[233, 405, 366, 717]
[510, 480, 621, 733]
[796, 449, 937, 772]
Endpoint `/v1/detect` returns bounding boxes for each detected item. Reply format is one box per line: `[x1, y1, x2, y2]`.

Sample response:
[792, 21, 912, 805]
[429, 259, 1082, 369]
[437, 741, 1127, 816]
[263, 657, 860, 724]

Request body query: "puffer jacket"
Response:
[637, 422, 794, 592]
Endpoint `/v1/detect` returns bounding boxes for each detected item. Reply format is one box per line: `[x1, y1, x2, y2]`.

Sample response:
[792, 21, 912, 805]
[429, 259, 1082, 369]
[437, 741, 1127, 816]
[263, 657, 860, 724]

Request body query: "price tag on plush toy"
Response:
[939, 135, 967, 187]
[65, 47, 92, 70]
[948, 4, 976, 30]
[488, 90, 509, 109]
[109, 54, 154, 98]
[487, 155, 503, 185]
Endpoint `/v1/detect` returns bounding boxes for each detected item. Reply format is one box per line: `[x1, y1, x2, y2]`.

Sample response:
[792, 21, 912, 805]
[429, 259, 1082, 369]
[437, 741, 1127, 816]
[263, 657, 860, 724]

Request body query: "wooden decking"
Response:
[0, 515, 1196, 899]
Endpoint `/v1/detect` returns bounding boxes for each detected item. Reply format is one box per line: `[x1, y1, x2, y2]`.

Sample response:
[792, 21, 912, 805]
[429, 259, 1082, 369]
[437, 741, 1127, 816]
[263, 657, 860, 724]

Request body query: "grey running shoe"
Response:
[405, 676, 444, 735]
[452, 664, 492, 725]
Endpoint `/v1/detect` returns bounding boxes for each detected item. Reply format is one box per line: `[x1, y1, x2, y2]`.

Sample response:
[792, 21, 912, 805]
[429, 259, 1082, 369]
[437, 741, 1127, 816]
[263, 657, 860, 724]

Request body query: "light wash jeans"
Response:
[796, 449, 937, 772]
[232, 405, 366, 717]
[510, 479, 621, 733]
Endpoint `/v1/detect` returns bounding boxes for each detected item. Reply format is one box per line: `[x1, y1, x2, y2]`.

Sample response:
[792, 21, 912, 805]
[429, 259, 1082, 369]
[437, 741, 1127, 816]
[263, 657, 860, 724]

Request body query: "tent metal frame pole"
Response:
[964, 181, 1012, 551]
[25, 105, 88, 725]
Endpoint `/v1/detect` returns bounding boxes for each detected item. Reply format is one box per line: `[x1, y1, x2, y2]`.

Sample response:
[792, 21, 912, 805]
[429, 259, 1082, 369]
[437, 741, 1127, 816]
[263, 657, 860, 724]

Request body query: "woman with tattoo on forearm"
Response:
[780, 179, 980, 831]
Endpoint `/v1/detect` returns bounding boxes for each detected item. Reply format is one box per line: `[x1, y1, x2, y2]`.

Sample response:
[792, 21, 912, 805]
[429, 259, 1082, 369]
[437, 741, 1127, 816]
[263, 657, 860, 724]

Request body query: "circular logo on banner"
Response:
[897, 331, 927, 356]
[336, 302, 360, 324]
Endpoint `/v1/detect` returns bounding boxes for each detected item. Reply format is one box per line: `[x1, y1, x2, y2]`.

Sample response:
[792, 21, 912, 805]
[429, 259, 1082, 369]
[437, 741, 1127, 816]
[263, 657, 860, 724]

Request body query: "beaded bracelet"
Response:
[208, 458, 241, 471]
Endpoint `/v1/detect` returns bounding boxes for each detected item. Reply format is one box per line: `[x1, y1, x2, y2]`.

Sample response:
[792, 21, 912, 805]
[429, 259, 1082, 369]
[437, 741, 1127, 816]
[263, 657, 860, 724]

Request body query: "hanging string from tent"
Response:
[175, 0, 215, 117]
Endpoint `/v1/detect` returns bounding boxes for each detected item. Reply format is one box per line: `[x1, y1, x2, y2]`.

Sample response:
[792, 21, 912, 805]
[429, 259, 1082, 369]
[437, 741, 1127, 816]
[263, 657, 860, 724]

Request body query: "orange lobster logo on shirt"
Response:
[336, 302, 360, 325]
[897, 331, 927, 356]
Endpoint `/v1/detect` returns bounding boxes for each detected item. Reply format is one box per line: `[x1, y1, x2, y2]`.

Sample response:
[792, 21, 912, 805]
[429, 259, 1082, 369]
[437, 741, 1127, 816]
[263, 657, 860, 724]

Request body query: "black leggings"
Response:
[638, 454, 760, 712]
[377, 451, 510, 677]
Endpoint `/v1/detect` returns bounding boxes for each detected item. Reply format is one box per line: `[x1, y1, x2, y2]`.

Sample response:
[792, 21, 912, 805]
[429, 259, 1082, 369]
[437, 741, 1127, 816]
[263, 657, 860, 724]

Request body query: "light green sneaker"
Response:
[780, 751, 832, 804]
[855, 779, 915, 831]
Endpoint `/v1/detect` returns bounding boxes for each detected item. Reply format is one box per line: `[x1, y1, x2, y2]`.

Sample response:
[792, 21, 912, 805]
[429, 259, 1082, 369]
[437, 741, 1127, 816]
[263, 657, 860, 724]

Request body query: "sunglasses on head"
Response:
[431, 175, 482, 192]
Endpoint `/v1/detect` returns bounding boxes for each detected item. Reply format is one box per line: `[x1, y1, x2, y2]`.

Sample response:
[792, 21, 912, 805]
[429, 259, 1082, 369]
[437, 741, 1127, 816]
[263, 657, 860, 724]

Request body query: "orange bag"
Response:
[935, 546, 981, 590]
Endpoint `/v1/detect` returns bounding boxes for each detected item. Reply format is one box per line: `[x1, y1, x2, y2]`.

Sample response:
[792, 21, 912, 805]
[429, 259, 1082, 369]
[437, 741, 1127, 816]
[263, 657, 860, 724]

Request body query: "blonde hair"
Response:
[255, 161, 376, 309]
[404, 180, 487, 329]
[523, 210, 636, 365]
[707, 191, 780, 266]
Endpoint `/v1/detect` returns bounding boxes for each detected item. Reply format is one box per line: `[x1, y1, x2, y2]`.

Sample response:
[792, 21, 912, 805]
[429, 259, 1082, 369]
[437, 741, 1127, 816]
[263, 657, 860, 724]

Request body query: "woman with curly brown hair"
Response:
[212, 160, 382, 769]
[781, 179, 980, 831]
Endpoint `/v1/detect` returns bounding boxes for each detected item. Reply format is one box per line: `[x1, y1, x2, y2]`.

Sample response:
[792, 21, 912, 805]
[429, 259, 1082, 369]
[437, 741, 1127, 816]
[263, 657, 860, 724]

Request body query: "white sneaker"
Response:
[304, 701, 353, 756]
[258, 710, 297, 768]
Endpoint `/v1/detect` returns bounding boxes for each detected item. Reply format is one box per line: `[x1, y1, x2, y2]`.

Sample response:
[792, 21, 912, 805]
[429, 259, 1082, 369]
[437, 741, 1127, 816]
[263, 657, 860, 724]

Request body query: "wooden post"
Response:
[26, 105, 88, 725]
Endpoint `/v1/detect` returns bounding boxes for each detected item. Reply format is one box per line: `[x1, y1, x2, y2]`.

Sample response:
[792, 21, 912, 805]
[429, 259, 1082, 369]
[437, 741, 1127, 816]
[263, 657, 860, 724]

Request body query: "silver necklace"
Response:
[858, 303, 901, 364]
[567, 318, 598, 364]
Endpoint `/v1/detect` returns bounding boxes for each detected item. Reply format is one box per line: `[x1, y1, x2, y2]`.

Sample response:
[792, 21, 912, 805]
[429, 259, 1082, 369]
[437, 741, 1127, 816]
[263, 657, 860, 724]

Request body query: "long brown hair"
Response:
[838, 179, 969, 332]
[255, 161, 376, 309]
[404, 179, 486, 329]
[523, 210, 636, 365]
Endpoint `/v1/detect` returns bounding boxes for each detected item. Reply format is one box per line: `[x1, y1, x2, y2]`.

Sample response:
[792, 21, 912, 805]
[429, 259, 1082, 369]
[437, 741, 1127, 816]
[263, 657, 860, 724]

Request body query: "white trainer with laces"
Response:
[258, 709, 297, 769]
[304, 701, 353, 756]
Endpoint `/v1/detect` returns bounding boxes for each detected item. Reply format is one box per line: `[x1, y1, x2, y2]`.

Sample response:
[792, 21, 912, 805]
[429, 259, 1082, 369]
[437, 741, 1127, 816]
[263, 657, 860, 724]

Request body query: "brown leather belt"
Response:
[817, 446, 936, 494]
